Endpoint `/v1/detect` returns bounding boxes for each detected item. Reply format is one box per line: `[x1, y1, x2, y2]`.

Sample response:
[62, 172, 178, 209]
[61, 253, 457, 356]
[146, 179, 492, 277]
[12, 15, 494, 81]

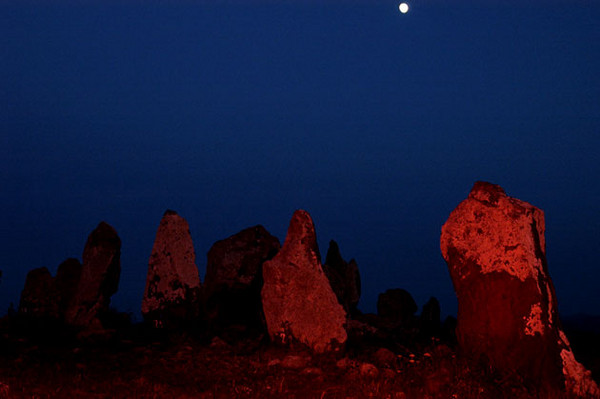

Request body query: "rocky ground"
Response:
[0, 315, 598, 399]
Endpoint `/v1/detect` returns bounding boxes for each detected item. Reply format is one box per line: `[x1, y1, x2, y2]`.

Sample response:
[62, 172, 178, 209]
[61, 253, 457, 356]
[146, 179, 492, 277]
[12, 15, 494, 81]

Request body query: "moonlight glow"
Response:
[399, 3, 409, 13]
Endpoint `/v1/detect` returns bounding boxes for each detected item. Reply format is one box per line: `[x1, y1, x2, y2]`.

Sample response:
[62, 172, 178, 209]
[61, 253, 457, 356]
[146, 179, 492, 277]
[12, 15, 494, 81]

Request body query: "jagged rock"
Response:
[420, 297, 441, 338]
[65, 222, 121, 330]
[142, 210, 201, 326]
[377, 288, 417, 326]
[19, 267, 57, 318]
[261, 210, 347, 353]
[323, 240, 361, 316]
[441, 181, 599, 397]
[204, 225, 280, 330]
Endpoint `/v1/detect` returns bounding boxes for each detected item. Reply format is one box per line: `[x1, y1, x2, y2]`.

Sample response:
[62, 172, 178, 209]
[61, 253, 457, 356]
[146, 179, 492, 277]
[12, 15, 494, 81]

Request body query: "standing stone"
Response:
[54, 258, 83, 320]
[441, 181, 598, 397]
[420, 297, 441, 338]
[65, 222, 121, 330]
[142, 210, 201, 325]
[204, 225, 280, 330]
[377, 288, 418, 326]
[261, 210, 347, 353]
[323, 240, 361, 316]
[19, 267, 57, 318]
[18, 259, 82, 322]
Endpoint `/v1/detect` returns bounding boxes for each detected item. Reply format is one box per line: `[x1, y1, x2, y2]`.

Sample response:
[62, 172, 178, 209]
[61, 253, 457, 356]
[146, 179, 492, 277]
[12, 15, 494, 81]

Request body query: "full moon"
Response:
[399, 3, 409, 13]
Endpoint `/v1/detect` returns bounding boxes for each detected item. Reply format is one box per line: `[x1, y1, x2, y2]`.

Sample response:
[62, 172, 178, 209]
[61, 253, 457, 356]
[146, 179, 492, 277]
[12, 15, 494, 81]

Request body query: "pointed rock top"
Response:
[163, 209, 179, 217]
[325, 240, 344, 267]
[468, 181, 507, 205]
[281, 210, 321, 262]
[86, 222, 120, 248]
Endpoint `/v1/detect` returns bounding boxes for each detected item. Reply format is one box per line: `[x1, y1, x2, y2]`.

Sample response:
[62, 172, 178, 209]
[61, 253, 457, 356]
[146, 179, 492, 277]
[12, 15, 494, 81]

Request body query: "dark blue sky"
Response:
[2, 1, 599, 319]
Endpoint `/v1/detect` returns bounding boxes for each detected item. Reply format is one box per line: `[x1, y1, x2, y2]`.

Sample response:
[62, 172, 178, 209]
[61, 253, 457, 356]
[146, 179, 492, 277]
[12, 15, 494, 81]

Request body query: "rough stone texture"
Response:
[323, 240, 361, 316]
[261, 210, 347, 353]
[441, 181, 599, 397]
[377, 288, 418, 326]
[65, 222, 121, 330]
[142, 210, 201, 325]
[204, 225, 280, 329]
[19, 267, 57, 318]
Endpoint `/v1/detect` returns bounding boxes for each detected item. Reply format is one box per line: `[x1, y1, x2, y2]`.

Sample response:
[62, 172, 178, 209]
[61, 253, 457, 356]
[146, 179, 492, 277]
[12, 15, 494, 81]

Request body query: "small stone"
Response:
[359, 362, 379, 378]
[300, 367, 323, 376]
[336, 357, 353, 370]
[373, 347, 396, 367]
[281, 355, 310, 370]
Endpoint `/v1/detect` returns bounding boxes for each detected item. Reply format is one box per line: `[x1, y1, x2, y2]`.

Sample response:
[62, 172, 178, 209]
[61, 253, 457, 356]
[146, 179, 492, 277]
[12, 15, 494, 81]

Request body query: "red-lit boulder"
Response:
[441, 181, 599, 397]
[261, 210, 347, 353]
[65, 222, 121, 330]
[204, 225, 280, 330]
[323, 240, 361, 316]
[142, 210, 201, 325]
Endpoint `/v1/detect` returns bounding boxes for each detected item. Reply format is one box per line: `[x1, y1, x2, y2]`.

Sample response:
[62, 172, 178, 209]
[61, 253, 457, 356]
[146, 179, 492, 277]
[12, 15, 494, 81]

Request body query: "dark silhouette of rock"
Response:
[441, 181, 599, 397]
[441, 316, 457, 343]
[261, 210, 347, 353]
[142, 210, 201, 326]
[204, 225, 280, 331]
[65, 222, 121, 330]
[420, 297, 441, 338]
[323, 240, 361, 316]
[19, 267, 57, 318]
[54, 258, 83, 319]
[377, 288, 417, 326]
[18, 259, 82, 322]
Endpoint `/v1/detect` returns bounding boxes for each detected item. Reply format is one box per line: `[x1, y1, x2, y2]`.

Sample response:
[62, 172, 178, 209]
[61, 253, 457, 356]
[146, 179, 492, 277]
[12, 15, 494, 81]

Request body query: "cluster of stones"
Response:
[17, 182, 599, 397]
[20, 222, 121, 332]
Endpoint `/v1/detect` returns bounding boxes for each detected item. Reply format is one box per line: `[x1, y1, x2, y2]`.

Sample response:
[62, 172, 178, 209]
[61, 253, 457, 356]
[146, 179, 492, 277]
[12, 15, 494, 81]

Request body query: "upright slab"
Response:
[261, 210, 347, 353]
[142, 210, 201, 325]
[441, 182, 598, 397]
[65, 222, 121, 330]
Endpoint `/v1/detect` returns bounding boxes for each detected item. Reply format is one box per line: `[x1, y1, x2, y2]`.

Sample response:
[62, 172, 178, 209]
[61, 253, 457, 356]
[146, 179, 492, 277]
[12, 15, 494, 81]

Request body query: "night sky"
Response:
[2, 1, 599, 320]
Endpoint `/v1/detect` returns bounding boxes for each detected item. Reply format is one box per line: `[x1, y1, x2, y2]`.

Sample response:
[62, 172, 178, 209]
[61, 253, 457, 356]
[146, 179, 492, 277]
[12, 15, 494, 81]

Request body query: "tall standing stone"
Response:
[441, 182, 598, 397]
[204, 225, 280, 330]
[142, 210, 201, 325]
[65, 222, 121, 330]
[54, 258, 83, 320]
[261, 210, 347, 353]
